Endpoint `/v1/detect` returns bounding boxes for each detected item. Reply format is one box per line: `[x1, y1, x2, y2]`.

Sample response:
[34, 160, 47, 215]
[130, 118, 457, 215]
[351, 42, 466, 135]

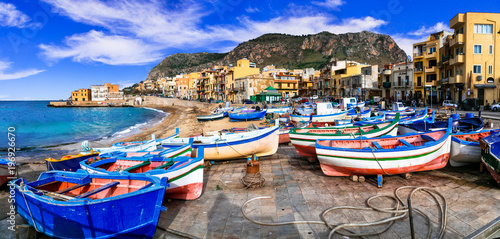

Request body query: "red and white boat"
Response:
[315, 118, 452, 176]
[289, 114, 399, 162]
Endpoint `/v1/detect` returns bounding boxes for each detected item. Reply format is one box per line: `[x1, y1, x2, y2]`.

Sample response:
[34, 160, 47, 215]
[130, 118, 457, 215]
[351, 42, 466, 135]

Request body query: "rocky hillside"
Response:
[146, 31, 407, 80]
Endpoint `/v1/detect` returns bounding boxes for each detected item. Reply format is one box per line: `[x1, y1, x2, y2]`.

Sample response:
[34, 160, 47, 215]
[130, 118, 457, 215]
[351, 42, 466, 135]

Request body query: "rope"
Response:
[368, 146, 392, 175]
[240, 171, 265, 189]
[242, 186, 448, 239]
[19, 182, 39, 232]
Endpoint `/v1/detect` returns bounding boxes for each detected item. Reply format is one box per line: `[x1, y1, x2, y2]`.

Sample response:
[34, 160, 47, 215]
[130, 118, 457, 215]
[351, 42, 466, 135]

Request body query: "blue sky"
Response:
[0, 0, 498, 100]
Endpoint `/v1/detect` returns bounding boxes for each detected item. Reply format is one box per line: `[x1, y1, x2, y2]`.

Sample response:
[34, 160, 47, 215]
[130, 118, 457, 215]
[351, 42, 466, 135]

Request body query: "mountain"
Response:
[145, 31, 407, 80]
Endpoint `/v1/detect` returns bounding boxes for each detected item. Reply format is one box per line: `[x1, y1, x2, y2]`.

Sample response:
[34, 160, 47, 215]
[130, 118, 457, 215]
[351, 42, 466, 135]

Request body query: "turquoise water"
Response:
[0, 101, 166, 151]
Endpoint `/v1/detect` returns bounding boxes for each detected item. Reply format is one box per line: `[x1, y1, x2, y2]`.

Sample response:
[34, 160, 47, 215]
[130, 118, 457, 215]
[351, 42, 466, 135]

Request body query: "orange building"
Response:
[104, 83, 119, 93]
[175, 75, 191, 98]
[71, 89, 91, 102]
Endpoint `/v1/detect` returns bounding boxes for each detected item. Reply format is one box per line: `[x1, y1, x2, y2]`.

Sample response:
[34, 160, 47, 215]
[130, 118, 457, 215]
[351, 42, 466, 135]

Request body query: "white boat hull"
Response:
[290, 111, 348, 123]
[449, 138, 481, 167]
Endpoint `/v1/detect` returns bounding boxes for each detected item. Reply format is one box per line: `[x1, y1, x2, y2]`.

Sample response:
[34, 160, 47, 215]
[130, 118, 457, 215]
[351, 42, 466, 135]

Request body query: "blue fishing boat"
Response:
[228, 109, 267, 121]
[398, 117, 484, 135]
[347, 107, 371, 118]
[480, 132, 500, 185]
[45, 151, 99, 172]
[81, 147, 204, 200]
[10, 170, 167, 239]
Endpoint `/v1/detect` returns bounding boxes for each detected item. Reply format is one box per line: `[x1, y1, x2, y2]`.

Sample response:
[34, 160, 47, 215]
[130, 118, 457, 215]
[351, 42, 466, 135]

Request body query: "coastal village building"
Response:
[381, 64, 393, 100]
[391, 62, 414, 102]
[175, 74, 191, 98]
[413, 30, 453, 103]
[234, 74, 274, 103]
[90, 83, 122, 101]
[340, 64, 378, 100]
[226, 59, 260, 102]
[71, 89, 91, 102]
[441, 12, 500, 105]
[274, 72, 298, 98]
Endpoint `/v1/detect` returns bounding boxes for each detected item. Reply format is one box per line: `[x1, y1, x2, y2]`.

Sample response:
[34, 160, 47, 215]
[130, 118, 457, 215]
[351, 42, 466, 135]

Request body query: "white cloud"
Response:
[409, 22, 452, 36]
[0, 60, 45, 80]
[0, 2, 39, 28]
[40, 30, 164, 65]
[245, 7, 260, 13]
[39, 0, 386, 65]
[312, 0, 345, 10]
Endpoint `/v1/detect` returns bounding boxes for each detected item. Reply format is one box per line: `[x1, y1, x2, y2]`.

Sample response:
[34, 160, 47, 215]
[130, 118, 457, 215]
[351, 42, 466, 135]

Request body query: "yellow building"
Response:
[274, 72, 298, 98]
[71, 89, 91, 102]
[443, 12, 500, 105]
[226, 59, 260, 101]
[413, 31, 453, 103]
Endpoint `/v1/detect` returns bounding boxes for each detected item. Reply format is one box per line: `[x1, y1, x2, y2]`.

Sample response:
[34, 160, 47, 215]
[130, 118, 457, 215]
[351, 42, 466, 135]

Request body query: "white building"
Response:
[391, 62, 414, 102]
[90, 85, 108, 101]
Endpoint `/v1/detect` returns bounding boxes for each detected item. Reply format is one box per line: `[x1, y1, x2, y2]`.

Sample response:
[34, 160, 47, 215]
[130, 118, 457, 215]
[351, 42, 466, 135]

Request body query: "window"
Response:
[429, 47, 436, 53]
[489, 65, 493, 75]
[417, 76, 422, 86]
[474, 45, 482, 54]
[398, 76, 401, 86]
[426, 74, 436, 82]
[474, 24, 493, 34]
[473, 65, 482, 74]
[490, 45, 494, 55]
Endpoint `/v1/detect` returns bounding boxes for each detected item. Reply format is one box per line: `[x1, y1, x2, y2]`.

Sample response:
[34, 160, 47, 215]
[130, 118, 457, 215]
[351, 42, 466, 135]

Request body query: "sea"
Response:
[0, 101, 168, 161]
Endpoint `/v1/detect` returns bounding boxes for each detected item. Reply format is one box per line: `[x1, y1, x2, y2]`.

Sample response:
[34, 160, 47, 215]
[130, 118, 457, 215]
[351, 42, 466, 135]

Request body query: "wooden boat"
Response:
[0, 158, 16, 186]
[347, 107, 371, 119]
[347, 102, 365, 108]
[480, 131, 500, 185]
[10, 170, 166, 239]
[384, 106, 416, 119]
[450, 129, 500, 167]
[290, 111, 348, 123]
[197, 112, 224, 121]
[399, 108, 432, 125]
[228, 110, 267, 121]
[279, 126, 294, 144]
[289, 114, 399, 162]
[215, 106, 236, 117]
[101, 140, 193, 159]
[81, 147, 204, 200]
[315, 118, 452, 176]
[266, 107, 290, 114]
[398, 117, 484, 135]
[45, 151, 99, 172]
[161, 126, 279, 160]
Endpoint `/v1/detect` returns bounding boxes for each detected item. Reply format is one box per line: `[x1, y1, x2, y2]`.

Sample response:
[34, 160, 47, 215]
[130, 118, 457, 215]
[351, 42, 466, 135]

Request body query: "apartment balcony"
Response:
[450, 13, 464, 28]
[450, 75, 464, 84]
[450, 54, 464, 65]
[383, 82, 391, 88]
[450, 34, 464, 47]
[413, 53, 423, 59]
[425, 66, 436, 73]
[442, 77, 449, 83]
[414, 68, 423, 73]
[424, 52, 437, 59]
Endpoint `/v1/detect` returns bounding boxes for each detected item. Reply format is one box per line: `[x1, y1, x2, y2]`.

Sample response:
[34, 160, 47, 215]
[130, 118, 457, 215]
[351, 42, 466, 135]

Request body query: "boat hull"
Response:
[45, 153, 99, 172]
[0, 165, 10, 186]
[450, 138, 480, 167]
[481, 150, 500, 185]
[290, 121, 399, 161]
[316, 135, 451, 176]
[197, 113, 224, 121]
[162, 127, 279, 161]
[279, 131, 290, 144]
[11, 172, 166, 239]
[228, 110, 267, 121]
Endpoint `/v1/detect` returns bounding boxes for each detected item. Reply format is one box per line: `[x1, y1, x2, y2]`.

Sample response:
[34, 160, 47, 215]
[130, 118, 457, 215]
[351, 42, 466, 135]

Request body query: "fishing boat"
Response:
[290, 102, 347, 123]
[289, 114, 399, 162]
[266, 107, 291, 114]
[81, 147, 204, 200]
[103, 140, 193, 159]
[450, 129, 500, 167]
[215, 106, 236, 117]
[45, 151, 99, 172]
[480, 131, 500, 185]
[0, 158, 15, 186]
[279, 125, 295, 144]
[315, 118, 452, 176]
[347, 102, 365, 109]
[228, 109, 267, 121]
[10, 170, 167, 239]
[161, 126, 279, 161]
[398, 117, 484, 135]
[398, 108, 433, 125]
[196, 112, 224, 121]
[347, 107, 371, 119]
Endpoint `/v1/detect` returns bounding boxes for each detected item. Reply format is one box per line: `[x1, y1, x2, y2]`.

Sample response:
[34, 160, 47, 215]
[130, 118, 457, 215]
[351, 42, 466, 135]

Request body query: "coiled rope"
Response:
[242, 186, 447, 239]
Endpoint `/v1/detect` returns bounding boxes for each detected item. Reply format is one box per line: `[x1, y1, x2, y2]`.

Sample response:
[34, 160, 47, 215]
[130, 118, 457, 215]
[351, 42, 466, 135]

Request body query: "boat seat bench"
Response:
[372, 142, 383, 149]
[55, 182, 91, 194]
[399, 139, 414, 147]
[75, 181, 120, 199]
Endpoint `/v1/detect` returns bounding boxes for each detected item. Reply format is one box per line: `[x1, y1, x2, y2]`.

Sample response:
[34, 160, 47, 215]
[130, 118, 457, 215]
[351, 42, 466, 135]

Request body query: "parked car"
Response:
[300, 98, 309, 103]
[491, 103, 500, 112]
[310, 95, 318, 100]
[244, 99, 256, 104]
[458, 98, 480, 111]
[442, 100, 457, 108]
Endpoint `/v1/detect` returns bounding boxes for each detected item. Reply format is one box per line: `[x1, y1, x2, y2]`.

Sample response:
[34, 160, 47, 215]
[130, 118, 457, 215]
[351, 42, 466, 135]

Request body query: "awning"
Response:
[474, 84, 497, 89]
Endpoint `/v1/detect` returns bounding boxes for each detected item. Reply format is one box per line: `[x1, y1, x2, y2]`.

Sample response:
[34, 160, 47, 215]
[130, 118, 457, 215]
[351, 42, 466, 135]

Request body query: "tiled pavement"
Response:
[154, 146, 500, 239]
